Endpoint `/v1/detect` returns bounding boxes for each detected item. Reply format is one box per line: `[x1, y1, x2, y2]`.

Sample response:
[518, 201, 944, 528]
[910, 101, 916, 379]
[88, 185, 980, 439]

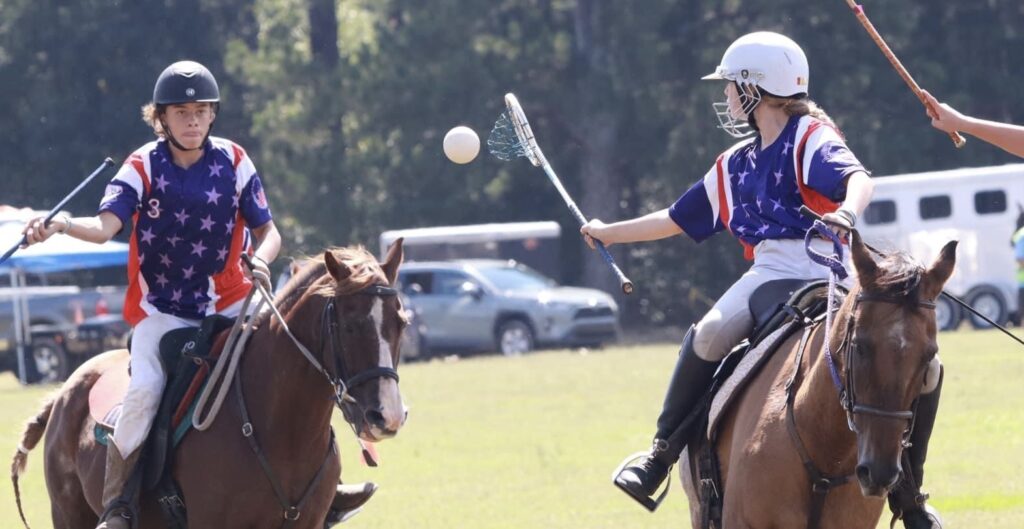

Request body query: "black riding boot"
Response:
[888, 367, 944, 529]
[614, 326, 719, 511]
[324, 482, 378, 527]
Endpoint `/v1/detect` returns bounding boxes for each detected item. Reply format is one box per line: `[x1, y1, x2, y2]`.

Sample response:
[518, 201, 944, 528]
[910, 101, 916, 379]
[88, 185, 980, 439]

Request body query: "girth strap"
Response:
[783, 321, 854, 529]
[234, 371, 336, 527]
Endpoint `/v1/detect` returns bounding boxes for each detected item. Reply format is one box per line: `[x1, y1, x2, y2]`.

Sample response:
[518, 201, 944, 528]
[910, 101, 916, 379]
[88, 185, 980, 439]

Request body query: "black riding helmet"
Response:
[153, 60, 220, 151]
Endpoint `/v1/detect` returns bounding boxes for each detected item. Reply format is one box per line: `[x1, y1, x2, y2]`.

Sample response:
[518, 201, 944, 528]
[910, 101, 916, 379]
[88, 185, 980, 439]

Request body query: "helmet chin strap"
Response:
[160, 119, 214, 153]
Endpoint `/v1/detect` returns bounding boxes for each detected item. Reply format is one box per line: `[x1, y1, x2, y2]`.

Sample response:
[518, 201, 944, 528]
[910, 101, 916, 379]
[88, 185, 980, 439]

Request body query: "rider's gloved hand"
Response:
[245, 255, 273, 292]
[820, 208, 856, 239]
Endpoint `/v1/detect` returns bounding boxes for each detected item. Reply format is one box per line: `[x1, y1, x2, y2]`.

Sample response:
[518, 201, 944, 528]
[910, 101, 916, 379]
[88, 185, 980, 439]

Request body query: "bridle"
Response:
[805, 222, 935, 439]
[784, 222, 937, 529]
[317, 284, 401, 428]
[829, 291, 934, 439]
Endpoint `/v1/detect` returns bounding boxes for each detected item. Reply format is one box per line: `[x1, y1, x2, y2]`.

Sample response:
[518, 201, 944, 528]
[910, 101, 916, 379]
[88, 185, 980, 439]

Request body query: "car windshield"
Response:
[477, 265, 554, 292]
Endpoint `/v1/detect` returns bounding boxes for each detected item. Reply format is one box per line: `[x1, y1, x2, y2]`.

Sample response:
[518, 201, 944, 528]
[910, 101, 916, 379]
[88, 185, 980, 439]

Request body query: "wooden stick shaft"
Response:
[846, 3, 966, 148]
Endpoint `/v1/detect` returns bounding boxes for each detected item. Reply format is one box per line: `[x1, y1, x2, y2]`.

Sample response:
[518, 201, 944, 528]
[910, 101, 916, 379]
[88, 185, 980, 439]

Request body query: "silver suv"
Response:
[399, 260, 619, 356]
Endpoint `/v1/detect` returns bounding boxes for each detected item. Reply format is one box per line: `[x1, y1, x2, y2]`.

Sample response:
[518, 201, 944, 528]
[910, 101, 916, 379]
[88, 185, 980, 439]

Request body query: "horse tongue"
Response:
[360, 441, 379, 467]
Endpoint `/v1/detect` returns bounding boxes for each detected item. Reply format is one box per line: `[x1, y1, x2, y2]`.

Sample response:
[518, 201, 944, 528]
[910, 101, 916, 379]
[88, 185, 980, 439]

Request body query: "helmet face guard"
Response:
[702, 32, 809, 138]
[710, 73, 764, 138]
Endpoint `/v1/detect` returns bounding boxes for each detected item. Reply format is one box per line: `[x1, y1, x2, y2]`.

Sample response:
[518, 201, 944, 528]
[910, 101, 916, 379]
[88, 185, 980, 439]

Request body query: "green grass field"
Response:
[2, 329, 1022, 528]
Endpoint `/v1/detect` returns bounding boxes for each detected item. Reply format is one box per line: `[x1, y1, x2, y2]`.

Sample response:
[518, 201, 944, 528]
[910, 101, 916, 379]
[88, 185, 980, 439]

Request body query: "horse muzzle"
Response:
[361, 404, 408, 441]
[855, 461, 902, 497]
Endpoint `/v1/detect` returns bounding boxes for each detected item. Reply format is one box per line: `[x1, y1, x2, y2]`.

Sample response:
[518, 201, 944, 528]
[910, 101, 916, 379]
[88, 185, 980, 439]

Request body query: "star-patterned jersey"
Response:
[669, 115, 866, 259]
[99, 137, 273, 325]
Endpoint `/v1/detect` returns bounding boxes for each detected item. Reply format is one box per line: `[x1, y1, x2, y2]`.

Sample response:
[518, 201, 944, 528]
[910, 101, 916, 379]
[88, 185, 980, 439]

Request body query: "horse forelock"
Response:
[862, 250, 927, 304]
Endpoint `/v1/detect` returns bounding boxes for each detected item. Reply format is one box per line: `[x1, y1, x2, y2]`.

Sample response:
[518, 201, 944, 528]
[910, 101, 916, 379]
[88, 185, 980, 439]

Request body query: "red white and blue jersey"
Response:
[98, 137, 273, 325]
[669, 115, 866, 259]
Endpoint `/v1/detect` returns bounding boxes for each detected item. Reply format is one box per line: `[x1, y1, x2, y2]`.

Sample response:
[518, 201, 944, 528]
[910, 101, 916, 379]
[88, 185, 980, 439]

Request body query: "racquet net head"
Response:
[486, 93, 543, 166]
[487, 112, 529, 162]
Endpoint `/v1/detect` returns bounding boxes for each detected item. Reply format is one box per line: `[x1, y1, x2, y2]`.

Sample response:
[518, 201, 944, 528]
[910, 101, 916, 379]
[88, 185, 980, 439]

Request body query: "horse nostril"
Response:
[856, 464, 871, 485]
[365, 409, 386, 428]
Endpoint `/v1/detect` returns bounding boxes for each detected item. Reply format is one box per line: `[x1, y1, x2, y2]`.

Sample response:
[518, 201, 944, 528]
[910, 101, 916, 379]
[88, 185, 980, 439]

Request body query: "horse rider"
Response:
[581, 32, 945, 529]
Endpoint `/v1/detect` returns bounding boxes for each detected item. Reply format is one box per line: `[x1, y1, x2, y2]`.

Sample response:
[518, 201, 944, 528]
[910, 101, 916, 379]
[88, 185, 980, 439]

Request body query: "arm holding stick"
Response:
[922, 90, 1024, 158]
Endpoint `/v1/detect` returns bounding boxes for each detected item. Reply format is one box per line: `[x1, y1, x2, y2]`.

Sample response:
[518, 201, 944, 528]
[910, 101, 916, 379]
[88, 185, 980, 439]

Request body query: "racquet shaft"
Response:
[540, 162, 634, 294]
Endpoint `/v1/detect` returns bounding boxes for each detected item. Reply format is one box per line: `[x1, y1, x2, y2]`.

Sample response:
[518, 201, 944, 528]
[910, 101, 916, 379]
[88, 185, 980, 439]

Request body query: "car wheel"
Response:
[934, 295, 961, 331]
[23, 337, 70, 384]
[966, 288, 1008, 329]
[496, 320, 533, 357]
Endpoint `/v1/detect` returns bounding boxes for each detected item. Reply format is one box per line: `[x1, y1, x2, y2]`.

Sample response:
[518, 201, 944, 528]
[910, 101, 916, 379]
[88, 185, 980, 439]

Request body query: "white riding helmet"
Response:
[703, 32, 810, 138]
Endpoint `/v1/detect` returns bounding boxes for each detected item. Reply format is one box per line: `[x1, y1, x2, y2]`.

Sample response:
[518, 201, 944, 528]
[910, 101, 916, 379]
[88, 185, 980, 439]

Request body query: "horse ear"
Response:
[921, 240, 958, 300]
[849, 229, 878, 286]
[289, 259, 301, 279]
[381, 237, 404, 285]
[324, 251, 352, 282]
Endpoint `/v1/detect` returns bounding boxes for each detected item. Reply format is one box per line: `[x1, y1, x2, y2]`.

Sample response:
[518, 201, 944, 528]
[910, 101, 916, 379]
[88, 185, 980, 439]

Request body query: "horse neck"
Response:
[793, 309, 858, 474]
[239, 296, 337, 444]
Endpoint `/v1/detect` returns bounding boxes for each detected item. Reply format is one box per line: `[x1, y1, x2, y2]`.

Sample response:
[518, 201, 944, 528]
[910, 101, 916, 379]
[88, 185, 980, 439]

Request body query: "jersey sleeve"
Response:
[803, 128, 867, 203]
[230, 145, 273, 229]
[97, 163, 143, 227]
[668, 165, 725, 243]
[239, 171, 273, 229]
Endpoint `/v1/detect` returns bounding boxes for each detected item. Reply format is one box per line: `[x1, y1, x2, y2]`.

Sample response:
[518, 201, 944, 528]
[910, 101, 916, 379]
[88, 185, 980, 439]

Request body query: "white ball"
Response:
[443, 126, 480, 164]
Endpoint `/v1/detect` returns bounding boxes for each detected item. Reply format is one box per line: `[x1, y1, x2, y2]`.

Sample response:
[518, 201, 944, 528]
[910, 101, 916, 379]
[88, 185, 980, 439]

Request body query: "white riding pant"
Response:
[112, 293, 264, 457]
[691, 238, 942, 394]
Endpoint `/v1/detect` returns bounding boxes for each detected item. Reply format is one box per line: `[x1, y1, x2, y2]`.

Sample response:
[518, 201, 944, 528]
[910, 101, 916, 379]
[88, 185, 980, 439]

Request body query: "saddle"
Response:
[89, 314, 237, 528]
[680, 279, 834, 529]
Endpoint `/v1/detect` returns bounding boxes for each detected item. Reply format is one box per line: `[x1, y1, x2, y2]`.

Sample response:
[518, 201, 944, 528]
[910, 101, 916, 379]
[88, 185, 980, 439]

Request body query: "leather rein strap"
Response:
[784, 316, 853, 529]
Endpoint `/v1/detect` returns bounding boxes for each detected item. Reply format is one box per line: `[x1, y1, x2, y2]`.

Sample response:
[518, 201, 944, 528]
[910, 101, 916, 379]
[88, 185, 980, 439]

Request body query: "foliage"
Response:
[1, 0, 1023, 326]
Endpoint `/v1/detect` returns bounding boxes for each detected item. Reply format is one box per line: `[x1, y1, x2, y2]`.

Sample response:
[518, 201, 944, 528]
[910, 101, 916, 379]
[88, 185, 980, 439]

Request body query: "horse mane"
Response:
[273, 246, 387, 315]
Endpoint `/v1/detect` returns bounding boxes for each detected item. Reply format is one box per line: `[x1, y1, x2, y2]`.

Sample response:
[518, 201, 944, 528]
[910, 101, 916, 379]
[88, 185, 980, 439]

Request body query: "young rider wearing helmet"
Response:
[22, 59, 282, 529]
[21, 61, 374, 528]
[582, 32, 943, 529]
[920, 90, 1024, 158]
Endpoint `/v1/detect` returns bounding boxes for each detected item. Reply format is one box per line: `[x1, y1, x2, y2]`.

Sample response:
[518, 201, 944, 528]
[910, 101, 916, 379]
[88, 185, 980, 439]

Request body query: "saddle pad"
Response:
[706, 320, 800, 439]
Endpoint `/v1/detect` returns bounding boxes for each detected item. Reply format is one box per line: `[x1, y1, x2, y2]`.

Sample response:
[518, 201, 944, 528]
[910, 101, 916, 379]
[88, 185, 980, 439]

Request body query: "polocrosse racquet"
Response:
[488, 93, 634, 294]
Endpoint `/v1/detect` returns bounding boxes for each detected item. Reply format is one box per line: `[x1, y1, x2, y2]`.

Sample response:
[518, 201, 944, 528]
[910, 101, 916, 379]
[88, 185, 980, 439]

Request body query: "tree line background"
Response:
[2, 0, 1023, 327]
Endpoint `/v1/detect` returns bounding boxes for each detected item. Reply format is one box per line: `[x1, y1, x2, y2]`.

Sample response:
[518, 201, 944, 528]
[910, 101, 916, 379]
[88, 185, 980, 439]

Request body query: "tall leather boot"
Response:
[888, 367, 944, 529]
[96, 444, 141, 529]
[323, 482, 378, 527]
[614, 326, 719, 510]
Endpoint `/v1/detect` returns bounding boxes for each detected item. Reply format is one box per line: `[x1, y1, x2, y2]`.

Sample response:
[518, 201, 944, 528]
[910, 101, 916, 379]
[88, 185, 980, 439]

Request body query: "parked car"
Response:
[398, 259, 619, 356]
[0, 283, 128, 383]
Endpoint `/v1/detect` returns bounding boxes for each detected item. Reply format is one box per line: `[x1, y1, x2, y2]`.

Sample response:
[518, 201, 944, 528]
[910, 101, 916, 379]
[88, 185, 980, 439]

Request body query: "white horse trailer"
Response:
[858, 163, 1024, 330]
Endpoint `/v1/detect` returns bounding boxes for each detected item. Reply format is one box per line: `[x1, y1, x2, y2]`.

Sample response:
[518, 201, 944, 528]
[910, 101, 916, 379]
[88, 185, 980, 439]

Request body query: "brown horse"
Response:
[684, 231, 956, 528]
[12, 241, 409, 528]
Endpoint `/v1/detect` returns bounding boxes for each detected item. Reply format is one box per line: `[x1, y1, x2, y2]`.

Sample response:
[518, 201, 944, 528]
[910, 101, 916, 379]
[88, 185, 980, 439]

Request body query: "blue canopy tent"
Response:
[0, 220, 128, 383]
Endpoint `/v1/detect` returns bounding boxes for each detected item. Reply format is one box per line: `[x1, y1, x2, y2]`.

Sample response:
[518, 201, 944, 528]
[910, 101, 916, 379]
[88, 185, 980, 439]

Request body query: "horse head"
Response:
[311, 239, 407, 442]
[842, 230, 956, 497]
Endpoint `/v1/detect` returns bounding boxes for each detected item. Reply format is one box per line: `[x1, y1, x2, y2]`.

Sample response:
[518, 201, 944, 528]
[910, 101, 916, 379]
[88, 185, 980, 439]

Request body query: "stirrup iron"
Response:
[611, 451, 672, 512]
